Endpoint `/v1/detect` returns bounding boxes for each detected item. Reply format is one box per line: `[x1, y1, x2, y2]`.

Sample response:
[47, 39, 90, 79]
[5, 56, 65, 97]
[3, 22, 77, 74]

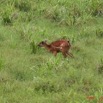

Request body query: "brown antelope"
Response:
[38, 39, 73, 58]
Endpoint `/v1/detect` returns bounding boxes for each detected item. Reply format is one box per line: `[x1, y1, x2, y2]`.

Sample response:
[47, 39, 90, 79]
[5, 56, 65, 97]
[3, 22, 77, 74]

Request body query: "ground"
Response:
[0, 0, 103, 103]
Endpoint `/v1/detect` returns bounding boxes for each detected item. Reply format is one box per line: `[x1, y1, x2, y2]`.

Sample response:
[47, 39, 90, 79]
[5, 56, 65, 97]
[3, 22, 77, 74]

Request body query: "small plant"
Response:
[0, 59, 4, 71]
[44, 7, 60, 22]
[97, 65, 103, 74]
[30, 41, 38, 54]
[15, 25, 33, 41]
[2, 10, 12, 25]
[87, 0, 103, 16]
[97, 59, 103, 74]
[69, 4, 81, 25]
[34, 81, 61, 93]
[14, 0, 31, 12]
[96, 29, 103, 38]
[1, 4, 15, 25]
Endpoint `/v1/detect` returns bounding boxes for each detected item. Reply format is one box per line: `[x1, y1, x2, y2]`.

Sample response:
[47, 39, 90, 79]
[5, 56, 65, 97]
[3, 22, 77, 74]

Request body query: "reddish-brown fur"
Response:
[38, 39, 73, 58]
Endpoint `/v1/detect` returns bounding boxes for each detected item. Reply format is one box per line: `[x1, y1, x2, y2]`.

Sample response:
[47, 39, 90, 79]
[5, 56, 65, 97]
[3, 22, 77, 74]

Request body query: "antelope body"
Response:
[38, 39, 73, 58]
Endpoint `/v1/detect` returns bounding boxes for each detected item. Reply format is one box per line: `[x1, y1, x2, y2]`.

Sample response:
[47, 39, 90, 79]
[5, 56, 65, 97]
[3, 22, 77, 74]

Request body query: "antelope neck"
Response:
[44, 43, 51, 50]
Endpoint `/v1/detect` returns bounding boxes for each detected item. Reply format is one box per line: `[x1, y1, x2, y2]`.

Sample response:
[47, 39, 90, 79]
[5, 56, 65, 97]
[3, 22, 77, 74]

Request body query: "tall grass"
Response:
[0, 0, 103, 25]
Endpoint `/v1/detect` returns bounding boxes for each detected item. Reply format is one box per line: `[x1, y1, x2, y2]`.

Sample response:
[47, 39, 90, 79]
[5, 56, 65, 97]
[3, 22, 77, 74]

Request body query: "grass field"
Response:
[0, 0, 103, 103]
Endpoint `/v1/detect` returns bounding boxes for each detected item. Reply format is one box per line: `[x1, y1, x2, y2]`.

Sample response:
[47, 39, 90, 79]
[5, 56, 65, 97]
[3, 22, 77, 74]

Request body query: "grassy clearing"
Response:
[0, 0, 103, 103]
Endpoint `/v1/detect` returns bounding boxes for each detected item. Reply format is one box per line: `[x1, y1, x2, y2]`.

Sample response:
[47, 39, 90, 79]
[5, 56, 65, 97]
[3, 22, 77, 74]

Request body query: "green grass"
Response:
[0, 0, 103, 103]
